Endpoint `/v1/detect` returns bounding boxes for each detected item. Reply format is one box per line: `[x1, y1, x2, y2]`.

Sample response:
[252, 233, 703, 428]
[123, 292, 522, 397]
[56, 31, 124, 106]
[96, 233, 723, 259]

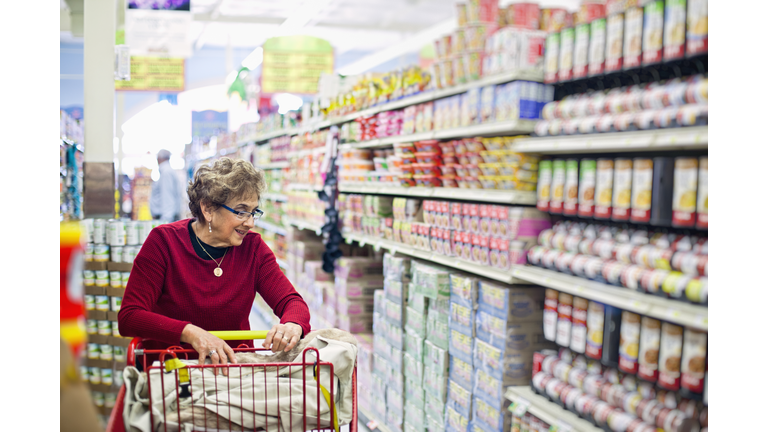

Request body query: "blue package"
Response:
[472, 368, 506, 411]
[446, 378, 473, 419]
[449, 354, 474, 390]
[472, 396, 512, 432]
[445, 403, 472, 432]
[475, 304, 546, 351]
[473, 338, 538, 383]
[449, 274, 479, 310]
[477, 280, 544, 322]
[449, 298, 476, 336]
[448, 328, 474, 366]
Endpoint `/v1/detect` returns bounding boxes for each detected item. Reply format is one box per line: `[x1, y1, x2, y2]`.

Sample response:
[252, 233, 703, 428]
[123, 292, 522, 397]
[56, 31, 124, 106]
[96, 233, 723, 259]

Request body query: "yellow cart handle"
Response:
[209, 330, 270, 340]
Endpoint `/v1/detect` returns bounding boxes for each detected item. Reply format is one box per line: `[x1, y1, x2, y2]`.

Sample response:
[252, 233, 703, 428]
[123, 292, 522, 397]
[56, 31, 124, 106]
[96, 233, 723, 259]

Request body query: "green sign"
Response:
[261, 36, 334, 95]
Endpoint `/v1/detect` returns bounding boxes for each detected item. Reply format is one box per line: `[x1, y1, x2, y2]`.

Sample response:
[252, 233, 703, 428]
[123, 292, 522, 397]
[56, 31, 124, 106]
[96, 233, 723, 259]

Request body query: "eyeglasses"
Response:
[219, 204, 264, 221]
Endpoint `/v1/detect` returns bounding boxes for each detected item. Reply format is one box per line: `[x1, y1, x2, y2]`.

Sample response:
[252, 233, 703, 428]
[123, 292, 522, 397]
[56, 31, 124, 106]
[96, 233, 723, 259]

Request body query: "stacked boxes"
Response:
[332, 257, 384, 333]
[446, 273, 479, 432]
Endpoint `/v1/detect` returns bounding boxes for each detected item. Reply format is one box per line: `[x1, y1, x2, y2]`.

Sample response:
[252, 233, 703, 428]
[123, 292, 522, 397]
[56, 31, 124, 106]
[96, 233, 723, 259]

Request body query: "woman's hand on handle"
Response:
[263, 323, 302, 353]
[181, 324, 237, 376]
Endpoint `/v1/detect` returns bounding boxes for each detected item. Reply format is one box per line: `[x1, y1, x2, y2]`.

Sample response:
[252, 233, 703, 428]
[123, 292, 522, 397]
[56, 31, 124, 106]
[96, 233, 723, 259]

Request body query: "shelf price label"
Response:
[366, 419, 379, 431]
[510, 398, 531, 417]
[373, 242, 381, 252]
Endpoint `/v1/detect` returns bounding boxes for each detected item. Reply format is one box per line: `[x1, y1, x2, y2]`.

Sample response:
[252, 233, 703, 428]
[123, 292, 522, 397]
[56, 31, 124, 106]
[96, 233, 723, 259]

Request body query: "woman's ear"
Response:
[200, 202, 213, 222]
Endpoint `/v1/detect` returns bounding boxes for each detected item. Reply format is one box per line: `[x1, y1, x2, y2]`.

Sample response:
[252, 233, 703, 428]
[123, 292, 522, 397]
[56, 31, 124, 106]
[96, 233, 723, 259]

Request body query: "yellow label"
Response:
[451, 330, 472, 354]
[115, 57, 185, 91]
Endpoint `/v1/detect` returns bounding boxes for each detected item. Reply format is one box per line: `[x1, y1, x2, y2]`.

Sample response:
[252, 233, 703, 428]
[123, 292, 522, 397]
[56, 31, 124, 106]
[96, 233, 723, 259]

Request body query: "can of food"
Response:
[578, 159, 597, 217]
[618, 311, 641, 374]
[105, 392, 117, 408]
[95, 295, 110, 311]
[642, 0, 664, 65]
[80, 365, 90, 382]
[92, 391, 105, 408]
[93, 219, 106, 244]
[98, 320, 112, 336]
[108, 219, 126, 246]
[101, 368, 113, 385]
[121, 272, 130, 288]
[87, 343, 100, 359]
[110, 296, 122, 312]
[663, 0, 686, 60]
[95, 270, 109, 287]
[605, 13, 624, 72]
[638, 317, 661, 383]
[545, 32, 560, 83]
[112, 321, 120, 337]
[681, 328, 707, 395]
[696, 157, 708, 229]
[556, 293, 573, 347]
[573, 23, 590, 78]
[99, 344, 113, 361]
[138, 221, 153, 244]
[114, 346, 126, 362]
[114, 370, 124, 387]
[630, 158, 653, 223]
[570, 297, 589, 354]
[588, 17, 607, 76]
[89, 368, 101, 385]
[84, 243, 95, 262]
[83, 295, 95, 311]
[550, 160, 566, 214]
[543, 289, 559, 342]
[122, 246, 135, 264]
[94, 244, 110, 262]
[686, 0, 708, 56]
[126, 221, 140, 245]
[83, 270, 95, 287]
[658, 323, 683, 391]
[563, 159, 580, 216]
[86, 319, 98, 334]
[585, 301, 605, 360]
[109, 271, 122, 288]
[110, 246, 123, 263]
[559, 27, 574, 81]
[594, 159, 614, 219]
[537, 160, 553, 212]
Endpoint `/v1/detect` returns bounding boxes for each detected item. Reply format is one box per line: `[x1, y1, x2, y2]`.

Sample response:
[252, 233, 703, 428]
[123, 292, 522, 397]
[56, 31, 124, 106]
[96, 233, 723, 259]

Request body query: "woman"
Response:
[118, 158, 310, 373]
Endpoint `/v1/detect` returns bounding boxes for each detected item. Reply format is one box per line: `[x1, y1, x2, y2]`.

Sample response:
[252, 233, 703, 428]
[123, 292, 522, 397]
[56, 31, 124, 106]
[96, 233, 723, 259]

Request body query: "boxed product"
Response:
[446, 404, 471, 432]
[374, 289, 386, 315]
[336, 296, 374, 316]
[449, 273, 479, 309]
[447, 378, 473, 419]
[405, 400, 426, 431]
[404, 327, 426, 361]
[425, 393, 447, 426]
[409, 290, 430, 314]
[424, 364, 449, 403]
[477, 281, 545, 321]
[427, 307, 450, 351]
[412, 263, 452, 299]
[449, 355, 474, 390]
[473, 396, 512, 432]
[474, 338, 540, 384]
[472, 368, 510, 410]
[405, 377, 425, 409]
[335, 276, 384, 298]
[385, 279, 409, 306]
[405, 306, 427, 338]
[449, 328, 474, 366]
[337, 313, 373, 333]
[371, 392, 387, 420]
[304, 260, 333, 282]
[475, 307, 547, 351]
[425, 339, 450, 375]
[384, 253, 412, 281]
[386, 322, 404, 350]
[427, 414, 445, 432]
[387, 386, 404, 416]
[334, 257, 384, 279]
[449, 300, 476, 336]
[403, 352, 424, 386]
[385, 298, 405, 326]
[373, 352, 390, 381]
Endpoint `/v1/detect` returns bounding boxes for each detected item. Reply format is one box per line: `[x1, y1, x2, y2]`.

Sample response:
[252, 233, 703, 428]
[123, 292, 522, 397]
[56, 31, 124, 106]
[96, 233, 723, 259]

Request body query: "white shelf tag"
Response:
[374, 242, 381, 252]
[511, 398, 531, 416]
[366, 420, 379, 430]
[556, 420, 574, 432]
[345, 237, 353, 245]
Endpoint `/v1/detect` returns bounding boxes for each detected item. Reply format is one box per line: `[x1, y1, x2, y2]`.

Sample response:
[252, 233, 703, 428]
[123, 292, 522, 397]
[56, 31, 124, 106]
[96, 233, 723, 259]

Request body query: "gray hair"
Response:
[157, 149, 172, 161]
[187, 158, 266, 221]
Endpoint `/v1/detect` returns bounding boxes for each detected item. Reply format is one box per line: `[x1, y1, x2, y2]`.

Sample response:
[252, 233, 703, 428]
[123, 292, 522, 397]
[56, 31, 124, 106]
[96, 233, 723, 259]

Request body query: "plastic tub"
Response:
[373, 157, 389, 172]
[479, 163, 501, 176]
[415, 152, 442, 164]
[401, 154, 416, 166]
[441, 176, 459, 188]
[414, 140, 442, 153]
[399, 174, 416, 187]
[479, 176, 500, 189]
[394, 142, 416, 155]
[414, 174, 442, 187]
[412, 163, 442, 176]
[439, 164, 457, 176]
[401, 164, 415, 175]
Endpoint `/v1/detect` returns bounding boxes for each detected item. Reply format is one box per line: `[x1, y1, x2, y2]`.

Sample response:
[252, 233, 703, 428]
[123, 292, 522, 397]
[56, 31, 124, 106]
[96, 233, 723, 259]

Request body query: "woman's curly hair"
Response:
[187, 158, 266, 220]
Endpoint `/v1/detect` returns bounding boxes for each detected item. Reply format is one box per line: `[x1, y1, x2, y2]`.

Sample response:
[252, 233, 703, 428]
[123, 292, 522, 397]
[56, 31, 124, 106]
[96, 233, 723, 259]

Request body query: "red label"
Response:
[663, 44, 684, 61]
[619, 357, 639, 375]
[681, 372, 704, 394]
[630, 208, 650, 223]
[605, 57, 622, 72]
[544, 298, 558, 313]
[638, 363, 658, 383]
[643, 49, 661, 65]
[578, 203, 595, 218]
[545, 71, 558, 84]
[585, 343, 602, 361]
[696, 212, 708, 229]
[550, 200, 563, 214]
[687, 38, 708, 56]
[559, 69, 573, 82]
[657, 371, 680, 391]
[537, 200, 550, 212]
[624, 53, 641, 69]
[533, 351, 546, 376]
[672, 210, 695, 227]
[612, 206, 630, 221]
[573, 64, 588, 79]
[595, 205, 612, 219]
[563, 201, 578, 216]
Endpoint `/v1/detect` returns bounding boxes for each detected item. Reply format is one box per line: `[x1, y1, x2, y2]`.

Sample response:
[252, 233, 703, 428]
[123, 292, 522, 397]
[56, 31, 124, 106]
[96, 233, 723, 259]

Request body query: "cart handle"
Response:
[209, 330, 269, 340]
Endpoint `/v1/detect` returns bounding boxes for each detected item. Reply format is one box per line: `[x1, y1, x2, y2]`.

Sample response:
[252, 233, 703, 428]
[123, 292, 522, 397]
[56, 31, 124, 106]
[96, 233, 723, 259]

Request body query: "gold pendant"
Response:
[214, 267, 223, 277]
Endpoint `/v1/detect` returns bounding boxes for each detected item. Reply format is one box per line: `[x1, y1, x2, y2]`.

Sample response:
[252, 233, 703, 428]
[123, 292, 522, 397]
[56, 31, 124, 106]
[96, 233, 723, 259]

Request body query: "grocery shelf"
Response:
[257, 161, 289, 170]
[287, 183, 323, 192]
[286, 218, 324, 234]
[510, 126, 708, 154]
[254, 220, 287, 236]
[344, 232, 530, 285]
[511, 266, 708, 331]
[357, 405, 395, 432]
[338, 184, 537, 205]
[339, 119, 538, 150]
[287, 147, 326, 159]
[504, 386, 603, 432]
[262, 192, 288, 202]
[236, 128, 298, 146]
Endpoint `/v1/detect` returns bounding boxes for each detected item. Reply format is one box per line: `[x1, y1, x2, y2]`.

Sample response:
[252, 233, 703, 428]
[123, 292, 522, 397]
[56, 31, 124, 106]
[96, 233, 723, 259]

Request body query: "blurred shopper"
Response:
[150, 149, 182, 221]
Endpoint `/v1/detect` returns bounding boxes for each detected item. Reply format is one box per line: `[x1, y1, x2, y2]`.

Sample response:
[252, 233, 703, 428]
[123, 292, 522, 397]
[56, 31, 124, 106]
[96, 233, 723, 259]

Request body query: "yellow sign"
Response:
[261, 36, 334, 95]
[116, 57, 185, 91]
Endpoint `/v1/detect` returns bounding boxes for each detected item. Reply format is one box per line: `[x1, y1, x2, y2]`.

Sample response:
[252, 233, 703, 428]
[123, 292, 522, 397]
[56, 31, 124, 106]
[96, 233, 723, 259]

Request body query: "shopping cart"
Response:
[106, 330, 358, 432]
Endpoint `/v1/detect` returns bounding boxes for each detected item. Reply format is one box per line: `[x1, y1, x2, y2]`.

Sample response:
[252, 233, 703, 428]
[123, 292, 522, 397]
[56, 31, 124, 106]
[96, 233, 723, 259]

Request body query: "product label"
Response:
[618, 312, 641, 374]
[544, 298, 558, 342]
[563, 160, 580, 215]
[537, 160, 553, 211]
[550, 160, 566, 213]
[638, 317, 661, 382]
[624, 7, 643, 68]
[663, 0, 687, 60]
[585, 302, 605, 360]
[570, 303, 588, 354]
[559, 28, 575, 81]
[630, 159, 653, 223]
[475, 369, 501, 402]
[451, 330, 473, 357]
[545, 33, 561, 83]
[696, 157, 708, 229]
[681, 329, 707, 393]
[578, 160, 597, 217]
[686, 0, 708, 55]
[642, 1, 664, 65]
[611, 159, 633, 220]
[573, 23, 591, 78]
[556, 303, 573, 347]
[606, 13, 624, 72]
[672, 158, 698, 227]
[658, 323, 683, 391]
[451, 356, 473, 386]
[588, 18, 607, 76]
[595, 160, 614, 218]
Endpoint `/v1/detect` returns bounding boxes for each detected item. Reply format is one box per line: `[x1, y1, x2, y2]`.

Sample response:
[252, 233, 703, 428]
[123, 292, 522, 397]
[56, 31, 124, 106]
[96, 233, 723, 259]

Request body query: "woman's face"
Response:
[204, 195, 259, 247]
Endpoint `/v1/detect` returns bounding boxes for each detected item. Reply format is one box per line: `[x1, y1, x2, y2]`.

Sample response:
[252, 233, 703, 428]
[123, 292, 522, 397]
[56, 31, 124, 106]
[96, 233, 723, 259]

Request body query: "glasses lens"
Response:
[254, 211, 263, 220]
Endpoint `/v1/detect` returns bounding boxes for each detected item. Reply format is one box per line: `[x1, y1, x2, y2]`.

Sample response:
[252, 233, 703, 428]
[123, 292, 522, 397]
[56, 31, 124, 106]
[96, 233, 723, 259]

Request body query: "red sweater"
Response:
[118, 219, 310, 352]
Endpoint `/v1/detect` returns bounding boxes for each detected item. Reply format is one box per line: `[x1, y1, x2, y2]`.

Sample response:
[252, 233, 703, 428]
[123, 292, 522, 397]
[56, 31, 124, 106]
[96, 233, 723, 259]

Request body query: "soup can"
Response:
[80, 365, 90, 382]
[138, 221, 153, 244]
[99, 344, 113, 361]
[95, 270, 109, 287]
[122, 272, 130, 288]
[114, 346, 126, 362]
[111, 296, 122, 312]
[83, 270, 95, 286]
[81, 219, 94, 243]
[105, 392, 117, 408]
[93, 219, 106, 244]
[109, 271, 122, 288]
[89, 368, 101, 385]
[87, 343, 100, 359]
[114, 370, 124, 387]
[86, 319, 98, 334]
[122, 246, 136, 263]
[126, 221, 140, 245]
[108, 220, 126, 246]
[83, 295, 95, 310]
[112, 321, 120, 337]
[98, 320, 112, 336]
[110, 246, 123, 263]
[95, 296, 110, 311]
[84, 243, 95, 262]
[92, 391, 104, 406]
[94, 244, 110, 262]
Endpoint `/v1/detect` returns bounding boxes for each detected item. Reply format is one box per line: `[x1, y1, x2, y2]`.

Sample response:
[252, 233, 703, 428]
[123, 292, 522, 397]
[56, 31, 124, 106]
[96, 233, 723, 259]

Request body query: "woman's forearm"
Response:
[117, 306, 191, 345]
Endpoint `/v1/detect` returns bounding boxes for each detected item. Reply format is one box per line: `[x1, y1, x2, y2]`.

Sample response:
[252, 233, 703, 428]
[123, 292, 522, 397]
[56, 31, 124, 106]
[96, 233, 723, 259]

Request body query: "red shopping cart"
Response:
[106, 330, 358, 432]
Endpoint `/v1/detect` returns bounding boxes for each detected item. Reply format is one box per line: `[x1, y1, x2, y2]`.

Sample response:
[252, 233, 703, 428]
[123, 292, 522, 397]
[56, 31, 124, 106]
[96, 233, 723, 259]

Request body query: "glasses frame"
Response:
[219, 203, 264, 221]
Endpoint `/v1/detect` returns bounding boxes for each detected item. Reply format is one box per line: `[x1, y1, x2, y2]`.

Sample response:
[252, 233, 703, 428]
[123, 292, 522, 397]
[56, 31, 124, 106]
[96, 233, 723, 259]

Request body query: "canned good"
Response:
[112, 321, 120, 337]
[92, 391, 105, 407]
[138, 221, 153, 244]
[93, 219, 106, 244]
[122, 246, 135, 264]
[114, 370, 124, 387]
[95, 270, 109, 287]
[105, 392, 117, 408]
[122, 272, 130, 288]
[86, 319, 98, 334]
[94, 244, 110, 262]
[111, 296, 122, 312]
[99, 344, 113, 361]
[95, 295, 110, 311]
[87, 343, 100, 359]
[98, 320, 112, 336]
[110, 246, 123, 263]
[101, 368, 113, 385]
[80, 365, 90, 382]
[126, 221, 140, 245]
[109, 271, 122, 288]
[84, 243, 95, 262]
[89, 368, 101, 385]
[114, 346, 126, 362]
[83, 270, 95, 286]
[84, 295, 95, 311]
[108, 220, 126, 246]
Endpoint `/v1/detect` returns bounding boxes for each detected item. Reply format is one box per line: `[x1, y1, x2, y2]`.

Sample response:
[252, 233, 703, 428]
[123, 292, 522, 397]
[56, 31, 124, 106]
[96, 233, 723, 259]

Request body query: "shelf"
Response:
[343, 233, 530, 285]
[338, 184, 537, 205]
[254, 220, 287, 236]
[339, 119, 538, 150]
[236, 128, 298, 146]
[287, 147, 326, 159]
[286, 218, 324, 234]
[287, 183, 323, 192]
[357, 405, 395, 432]
[262, 192, 288, 202]
[257, 161, 289, 170]
[511, 126, 708, 154]
[511, 266, 708, 331]
[504, 386, 603, 432]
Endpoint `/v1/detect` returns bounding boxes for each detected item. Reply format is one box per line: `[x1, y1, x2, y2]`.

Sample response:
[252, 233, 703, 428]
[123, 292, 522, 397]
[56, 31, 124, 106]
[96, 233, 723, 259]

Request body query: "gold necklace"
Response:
[194, 227, 228, 277]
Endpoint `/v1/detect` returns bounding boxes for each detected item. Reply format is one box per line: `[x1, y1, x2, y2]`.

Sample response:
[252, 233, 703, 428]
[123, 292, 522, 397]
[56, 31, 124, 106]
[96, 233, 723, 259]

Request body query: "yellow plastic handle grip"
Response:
[209, 330, 270, 340]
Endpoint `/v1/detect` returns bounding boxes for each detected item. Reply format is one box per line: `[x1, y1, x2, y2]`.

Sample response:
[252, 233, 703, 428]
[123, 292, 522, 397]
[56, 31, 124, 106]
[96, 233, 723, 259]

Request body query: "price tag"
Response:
[624, 138, 632, 146]
[345, 237, 353, 245]
[630, 300, 644, 310]
[694, 134, 702, 143]
[555, 420, 574, 432]
[366, 420, 379, 430]
[544, 277, 552, 284]
[667, 308, 681, 320]
[359, 239, 366, 247]
[374, 242, 381, 252]
[585, 140, 593, 148]
[695, 314, 708, 328]
[511, 398, 531, 416]
[574, 285, 585, 293]
[389, 246, 398, 255]
[669, 136, 678, 144]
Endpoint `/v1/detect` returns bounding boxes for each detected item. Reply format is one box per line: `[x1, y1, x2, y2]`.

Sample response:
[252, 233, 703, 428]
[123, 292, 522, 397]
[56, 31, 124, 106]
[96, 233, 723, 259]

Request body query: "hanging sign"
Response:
[125, 1, 192, 58]
[192, 110, 229, 139]
[115, 57, 185, 91]
[261, 36, 334, 95]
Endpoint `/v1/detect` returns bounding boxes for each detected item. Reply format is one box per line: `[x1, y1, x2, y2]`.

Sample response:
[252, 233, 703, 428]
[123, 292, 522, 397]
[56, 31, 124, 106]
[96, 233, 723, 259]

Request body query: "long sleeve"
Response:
[151, 162, 181, 221]
[118, 229, 192, 345]
[255, 240, 311, 337]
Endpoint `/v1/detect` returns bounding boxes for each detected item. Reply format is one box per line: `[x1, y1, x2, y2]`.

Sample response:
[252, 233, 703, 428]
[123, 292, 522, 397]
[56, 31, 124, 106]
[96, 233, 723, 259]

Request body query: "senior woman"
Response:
[118, 158, 310, 372]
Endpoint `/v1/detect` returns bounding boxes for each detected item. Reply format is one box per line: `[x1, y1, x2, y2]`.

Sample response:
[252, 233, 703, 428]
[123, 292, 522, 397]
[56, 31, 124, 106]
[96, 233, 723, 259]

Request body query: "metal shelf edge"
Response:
[504, 386, 603, 432]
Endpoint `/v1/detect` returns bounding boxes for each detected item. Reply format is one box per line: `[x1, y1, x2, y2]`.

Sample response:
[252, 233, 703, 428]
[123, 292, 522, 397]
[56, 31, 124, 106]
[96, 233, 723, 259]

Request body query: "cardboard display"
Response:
[109, 336, 133, 347]
[85, 286, 106, 295]
[108, 262, 133, 272]
[87, 334, 109, 344]
[84, 262, 108, 271]
[106, 287, 126, 297]
[86, 310, 107, 320]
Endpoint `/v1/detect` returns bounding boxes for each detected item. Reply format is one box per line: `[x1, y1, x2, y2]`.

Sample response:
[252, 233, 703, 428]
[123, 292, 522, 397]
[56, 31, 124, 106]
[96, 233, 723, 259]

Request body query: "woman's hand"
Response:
[181, 324, 237, 376]
[263, 323, 302, 353]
